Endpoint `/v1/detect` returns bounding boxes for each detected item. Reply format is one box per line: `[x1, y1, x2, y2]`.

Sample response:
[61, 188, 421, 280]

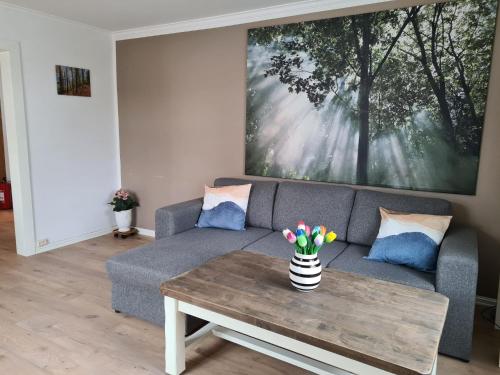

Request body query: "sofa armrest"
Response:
[436, 225, 478, 360]
[155, 198, 203, 240]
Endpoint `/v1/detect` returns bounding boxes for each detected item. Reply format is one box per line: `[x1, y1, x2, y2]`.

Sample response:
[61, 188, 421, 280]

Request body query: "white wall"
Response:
[0, 103, 9, 180]
[0, 5, 119, 251]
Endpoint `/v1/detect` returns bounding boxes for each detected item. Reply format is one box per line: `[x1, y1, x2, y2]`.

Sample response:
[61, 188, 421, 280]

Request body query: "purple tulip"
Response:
[314, 234, 324, 247]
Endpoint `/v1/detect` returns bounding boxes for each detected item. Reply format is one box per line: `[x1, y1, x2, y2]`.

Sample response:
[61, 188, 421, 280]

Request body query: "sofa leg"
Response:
[438, 352, 470, 363]
[114, 309, 121, 314]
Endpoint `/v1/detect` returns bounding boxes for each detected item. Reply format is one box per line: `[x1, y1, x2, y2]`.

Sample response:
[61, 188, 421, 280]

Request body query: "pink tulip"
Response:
[286, 232, 297, 244]
[297, 220, 306, 230]
[282, 229, 297, 244]
[305, 225, 311, 236]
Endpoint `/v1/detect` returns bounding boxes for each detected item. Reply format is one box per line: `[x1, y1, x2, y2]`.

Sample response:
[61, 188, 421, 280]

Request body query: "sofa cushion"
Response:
[329, 244, 436, 291]
[106, 227, 272, 288]
[214, 177, 278, 230]
[347, 189, 452, 246]
[243, 231, 349, 266]
[272, 181, 355, 241]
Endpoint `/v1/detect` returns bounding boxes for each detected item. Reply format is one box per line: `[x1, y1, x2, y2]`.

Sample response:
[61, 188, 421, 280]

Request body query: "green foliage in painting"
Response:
[245, 0, 498, 194]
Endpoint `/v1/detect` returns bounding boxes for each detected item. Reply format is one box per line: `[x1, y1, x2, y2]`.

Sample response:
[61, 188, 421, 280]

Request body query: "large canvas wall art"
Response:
[245, 0, 498, 194]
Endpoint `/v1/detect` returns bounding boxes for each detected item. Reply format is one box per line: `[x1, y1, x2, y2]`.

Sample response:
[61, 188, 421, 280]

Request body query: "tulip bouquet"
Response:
[283, 220, 337, 255]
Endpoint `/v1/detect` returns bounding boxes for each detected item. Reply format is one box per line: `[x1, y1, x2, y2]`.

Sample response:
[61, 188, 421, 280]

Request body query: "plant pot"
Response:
[289, 251, 322, 292]
[115, 209, 132, 232]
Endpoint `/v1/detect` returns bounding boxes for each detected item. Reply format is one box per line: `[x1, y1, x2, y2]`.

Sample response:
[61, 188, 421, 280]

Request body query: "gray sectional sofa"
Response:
[106, 177, 478, 361]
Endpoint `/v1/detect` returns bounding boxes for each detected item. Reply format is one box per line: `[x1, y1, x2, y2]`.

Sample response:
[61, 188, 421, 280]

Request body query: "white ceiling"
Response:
[0, 0, 311, 31]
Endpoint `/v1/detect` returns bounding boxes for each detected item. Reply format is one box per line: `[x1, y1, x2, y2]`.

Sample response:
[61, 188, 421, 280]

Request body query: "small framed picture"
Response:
[55, 65, 91, 97]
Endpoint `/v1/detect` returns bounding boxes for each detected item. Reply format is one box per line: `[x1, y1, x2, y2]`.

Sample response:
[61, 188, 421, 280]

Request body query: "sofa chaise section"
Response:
[106, 179, 279, 333]
[106, 226, 272, 330]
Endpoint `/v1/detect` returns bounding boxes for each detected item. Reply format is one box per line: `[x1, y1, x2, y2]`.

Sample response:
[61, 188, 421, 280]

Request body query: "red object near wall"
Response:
[0, 182, 12, 210]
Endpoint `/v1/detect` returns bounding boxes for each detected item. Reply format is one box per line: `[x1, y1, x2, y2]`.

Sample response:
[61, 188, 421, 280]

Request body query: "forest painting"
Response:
[246, 0, 498, 194]
[56, 65, 91, 97]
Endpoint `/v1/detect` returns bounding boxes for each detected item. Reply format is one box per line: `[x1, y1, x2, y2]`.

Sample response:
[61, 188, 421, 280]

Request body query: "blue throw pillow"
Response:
[197, 184, 251, 231]
[365, 208, 452, 272]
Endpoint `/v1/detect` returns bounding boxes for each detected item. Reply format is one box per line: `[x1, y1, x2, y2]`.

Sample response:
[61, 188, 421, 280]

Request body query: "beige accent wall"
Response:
[117, 0, 500, 297]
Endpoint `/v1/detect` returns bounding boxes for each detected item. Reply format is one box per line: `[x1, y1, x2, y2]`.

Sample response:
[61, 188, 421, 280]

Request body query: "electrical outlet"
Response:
[38, 239, 49, 247]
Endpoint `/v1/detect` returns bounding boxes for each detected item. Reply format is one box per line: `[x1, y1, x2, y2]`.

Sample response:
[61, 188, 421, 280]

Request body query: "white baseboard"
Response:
[35, 227, 115, 254]
[34, 226, 154, 255]
[476, 295, 496, 307]
[137, 227, 155, 237]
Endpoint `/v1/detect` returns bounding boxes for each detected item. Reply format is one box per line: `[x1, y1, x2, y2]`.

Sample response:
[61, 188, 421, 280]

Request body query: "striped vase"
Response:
[289, 251, 322, 292]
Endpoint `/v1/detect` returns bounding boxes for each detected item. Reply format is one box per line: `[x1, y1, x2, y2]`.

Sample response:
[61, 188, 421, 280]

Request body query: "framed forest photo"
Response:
[245, 0, 498, 194]
[56, 65, 91, 97]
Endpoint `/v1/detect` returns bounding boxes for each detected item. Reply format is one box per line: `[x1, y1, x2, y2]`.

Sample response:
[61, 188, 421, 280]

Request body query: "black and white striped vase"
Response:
[289, 252, 322, 292]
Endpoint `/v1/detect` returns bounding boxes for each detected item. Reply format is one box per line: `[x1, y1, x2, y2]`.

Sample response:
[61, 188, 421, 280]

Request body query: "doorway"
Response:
[0, 101, 15, 251]
[0, 41, 36, 256]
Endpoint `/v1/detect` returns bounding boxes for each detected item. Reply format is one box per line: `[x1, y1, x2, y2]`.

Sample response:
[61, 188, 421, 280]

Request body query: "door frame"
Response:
[0, 40, 36, 256]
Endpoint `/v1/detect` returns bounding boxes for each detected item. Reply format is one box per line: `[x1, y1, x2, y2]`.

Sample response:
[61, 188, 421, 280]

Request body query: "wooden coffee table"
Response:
[160, 251, 448, 375]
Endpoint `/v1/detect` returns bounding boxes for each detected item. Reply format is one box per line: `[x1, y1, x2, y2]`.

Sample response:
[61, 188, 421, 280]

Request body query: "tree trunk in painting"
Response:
[354, 14, 372, 185]
[410, 6, 457, 150]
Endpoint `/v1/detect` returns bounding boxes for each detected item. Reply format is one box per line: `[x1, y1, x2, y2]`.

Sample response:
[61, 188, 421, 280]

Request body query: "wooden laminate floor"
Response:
[0, 214, 499, 374]
[0, 210, 15, 252]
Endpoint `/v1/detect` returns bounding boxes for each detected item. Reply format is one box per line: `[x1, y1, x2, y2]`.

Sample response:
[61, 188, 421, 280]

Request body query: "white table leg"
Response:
[431, 356, 437, 375]
[164, 297, 186, 375]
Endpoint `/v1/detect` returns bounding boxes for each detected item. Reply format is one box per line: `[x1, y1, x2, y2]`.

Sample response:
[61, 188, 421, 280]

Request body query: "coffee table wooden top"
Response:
[160, 250, 448, 375]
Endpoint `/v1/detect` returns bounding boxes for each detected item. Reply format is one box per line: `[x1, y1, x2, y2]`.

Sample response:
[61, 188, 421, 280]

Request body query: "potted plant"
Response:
[283, 220, 337, 292]
[109, 189, 138, 232]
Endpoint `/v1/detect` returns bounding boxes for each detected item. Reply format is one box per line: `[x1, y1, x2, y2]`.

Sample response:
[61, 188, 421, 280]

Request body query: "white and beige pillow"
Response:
[196, 184, 252, 231]
[365, 208, 452, 271]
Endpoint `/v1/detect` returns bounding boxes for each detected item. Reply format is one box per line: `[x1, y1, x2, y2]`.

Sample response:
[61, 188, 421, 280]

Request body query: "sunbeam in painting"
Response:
[245, 0, 498, 194]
